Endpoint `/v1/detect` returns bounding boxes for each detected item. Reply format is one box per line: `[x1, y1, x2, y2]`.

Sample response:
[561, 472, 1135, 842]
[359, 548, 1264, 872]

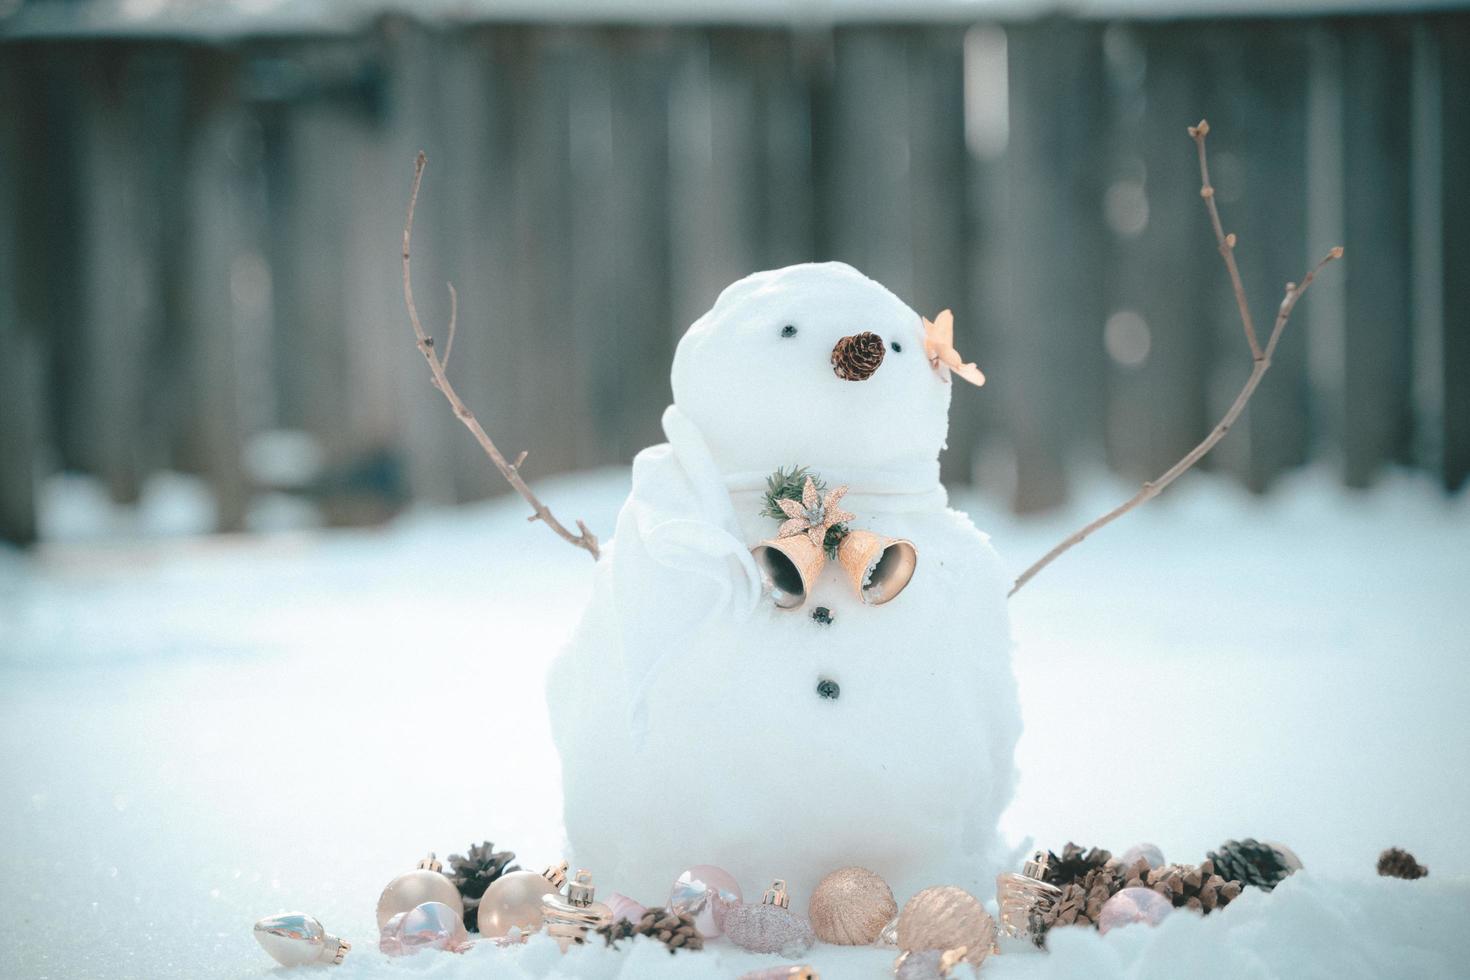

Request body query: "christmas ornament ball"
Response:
[669, 864, 743, 938]
[808, 866, 897, 945]
[253, 912, 350, 967]
[376, 856, 465, 931]
[478, 864, 567, 938]
[1098, 887, 1173, 934]
[1120, 843, 1165, 870]
[724, 880, 816, 955]
[896, 885, 993, 965]
[605, 892, 647, 924]
[379, 901, 471, 956]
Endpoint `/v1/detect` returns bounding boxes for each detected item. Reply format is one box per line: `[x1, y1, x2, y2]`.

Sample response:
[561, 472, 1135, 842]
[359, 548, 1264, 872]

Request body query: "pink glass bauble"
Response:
[669, 865, 743, 938]
[1120, 843, 1165, 870]
[606, 892, 647, 924]
[1097, 887, 1173, 935]
[1265, 840, 1304, 872]
[379, 901, 472, 956]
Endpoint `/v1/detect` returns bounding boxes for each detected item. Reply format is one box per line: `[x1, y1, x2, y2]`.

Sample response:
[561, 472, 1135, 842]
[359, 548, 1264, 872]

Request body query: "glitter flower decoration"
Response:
[776, 477, 855, 548]
[922, 310, 986, 387]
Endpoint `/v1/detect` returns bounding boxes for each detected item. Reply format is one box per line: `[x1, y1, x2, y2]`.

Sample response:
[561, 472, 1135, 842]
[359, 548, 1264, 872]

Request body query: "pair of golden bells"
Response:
[752, 476, 911, 608]
[752, 529, 917, 610]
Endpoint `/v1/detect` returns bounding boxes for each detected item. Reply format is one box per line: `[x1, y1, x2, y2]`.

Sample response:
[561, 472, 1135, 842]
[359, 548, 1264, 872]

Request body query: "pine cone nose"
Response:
[831, 331, 885, 381]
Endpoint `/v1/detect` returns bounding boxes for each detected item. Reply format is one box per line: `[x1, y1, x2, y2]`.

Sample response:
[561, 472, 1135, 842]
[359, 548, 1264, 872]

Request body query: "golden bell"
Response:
[836, 530, 917, 604]
[751, 534, 827, 609]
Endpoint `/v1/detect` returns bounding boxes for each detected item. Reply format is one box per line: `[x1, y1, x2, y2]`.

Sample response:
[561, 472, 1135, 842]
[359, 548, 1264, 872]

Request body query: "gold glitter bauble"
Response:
[896, 886, 995, 965]
[807, 867, 897, 945]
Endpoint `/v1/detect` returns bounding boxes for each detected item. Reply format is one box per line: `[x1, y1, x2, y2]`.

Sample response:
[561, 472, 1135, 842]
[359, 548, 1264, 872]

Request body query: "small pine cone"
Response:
[1031, 859, 1131, 946]
[1142, 861, 1243, 913]
[445, 841, 519, 931]
[626, 908, 704, 953]
[1207, 838, 1298, 892]
[1041, 842, 1115, 887]
[596, 917, 638, 947]
[831, 331, 886, 381]
[1377, 847, 1428, 880]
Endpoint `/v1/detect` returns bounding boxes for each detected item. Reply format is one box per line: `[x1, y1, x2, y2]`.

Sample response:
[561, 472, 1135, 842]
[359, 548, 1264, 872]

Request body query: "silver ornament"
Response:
[253, 912, 350, 966]
[724, 880, 816, 955]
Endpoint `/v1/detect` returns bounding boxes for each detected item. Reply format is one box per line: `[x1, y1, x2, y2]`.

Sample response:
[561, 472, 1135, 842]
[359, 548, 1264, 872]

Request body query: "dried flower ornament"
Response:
[921, 310, 986, 387]
[776, 477, 856, 548]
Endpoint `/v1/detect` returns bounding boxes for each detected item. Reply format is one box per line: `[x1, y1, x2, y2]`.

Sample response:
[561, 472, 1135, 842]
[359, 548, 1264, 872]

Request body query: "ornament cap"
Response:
[567, 869, 597, 907]
[763, 879, 790, 909]
[542, 860, 569, 890]
[417, 853, 443, 873]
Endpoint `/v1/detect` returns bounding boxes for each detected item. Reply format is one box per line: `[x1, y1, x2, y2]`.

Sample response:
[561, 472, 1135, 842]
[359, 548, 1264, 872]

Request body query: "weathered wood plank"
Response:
[998, 18, 1109, 512]
[1341, 20, 1414, 487]
[0, 52, 41, 545]
[180, 71, 255, 532]
[1438, 16, 1470, 492]
[1197, 24, 1311, 493]
[1102, 24, 1212, 485]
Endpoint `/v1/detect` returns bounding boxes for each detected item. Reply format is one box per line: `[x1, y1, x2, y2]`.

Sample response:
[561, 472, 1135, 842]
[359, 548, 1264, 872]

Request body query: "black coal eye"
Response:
[780, 324, 797, 338]
[890, 340, 903, 353]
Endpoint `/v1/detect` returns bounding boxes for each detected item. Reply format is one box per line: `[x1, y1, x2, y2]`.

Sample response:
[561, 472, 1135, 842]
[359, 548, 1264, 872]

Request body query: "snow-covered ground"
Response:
[2, 466, 1467, 979]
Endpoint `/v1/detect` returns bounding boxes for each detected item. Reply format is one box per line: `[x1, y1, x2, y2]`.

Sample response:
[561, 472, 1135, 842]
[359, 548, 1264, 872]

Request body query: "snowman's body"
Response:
[548, 263, 1020, 905]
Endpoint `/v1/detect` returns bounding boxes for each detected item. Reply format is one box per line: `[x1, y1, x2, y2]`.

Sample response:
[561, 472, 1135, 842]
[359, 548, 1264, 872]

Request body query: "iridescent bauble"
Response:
[1265, 840, 1305, 872]
[1120, 843, 1165, 870]
[605, 892, 647, 924]
[375, 857, 465, 930]
[478, 866, 565, 938]
[893, 946, 975, 980]
[724, 902, 816, 955]
[1097, 887, 1173, 935]
[253, 912, 350, 966]
[895, 886, 993, 967]
[669, 864, 743, 938]
[379, 901, 472, 956]
[808, 867, 897, 945]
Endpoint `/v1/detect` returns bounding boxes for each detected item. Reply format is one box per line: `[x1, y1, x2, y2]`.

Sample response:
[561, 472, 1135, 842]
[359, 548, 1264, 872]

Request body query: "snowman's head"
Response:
[671, 263, 951, 479]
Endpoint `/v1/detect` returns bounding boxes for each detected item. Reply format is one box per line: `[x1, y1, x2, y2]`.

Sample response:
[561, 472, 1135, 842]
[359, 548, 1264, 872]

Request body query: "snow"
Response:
[1, 464, 1467, 979]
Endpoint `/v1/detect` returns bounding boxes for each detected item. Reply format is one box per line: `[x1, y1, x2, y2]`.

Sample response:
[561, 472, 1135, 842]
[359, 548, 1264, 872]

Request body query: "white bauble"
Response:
[548, 262, 1020, 904]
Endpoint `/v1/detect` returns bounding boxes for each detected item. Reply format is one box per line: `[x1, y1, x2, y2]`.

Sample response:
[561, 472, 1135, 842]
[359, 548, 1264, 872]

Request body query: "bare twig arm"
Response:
[1008, 121, 1341, 598]
[401, 151, 600, 560]
[1191, 120, 1263, 360]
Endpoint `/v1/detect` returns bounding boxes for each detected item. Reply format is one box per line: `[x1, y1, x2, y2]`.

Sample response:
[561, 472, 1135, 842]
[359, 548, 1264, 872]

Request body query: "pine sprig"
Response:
[823, 523, 848, 560]
[761, 466, 825, 520]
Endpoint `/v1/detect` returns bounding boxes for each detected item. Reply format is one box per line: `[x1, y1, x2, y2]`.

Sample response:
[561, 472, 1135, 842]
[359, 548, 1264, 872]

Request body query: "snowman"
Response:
[547, 262, 1020, 908]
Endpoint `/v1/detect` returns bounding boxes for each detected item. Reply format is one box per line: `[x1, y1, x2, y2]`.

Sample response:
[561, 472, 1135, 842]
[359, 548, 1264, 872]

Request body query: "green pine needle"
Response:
[823, 523, 849, 560]
[761, 465, 827, 520]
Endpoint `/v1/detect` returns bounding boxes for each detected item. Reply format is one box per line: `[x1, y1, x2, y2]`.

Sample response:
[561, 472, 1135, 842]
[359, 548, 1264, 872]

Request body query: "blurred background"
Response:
[0, 0, 1467, 546]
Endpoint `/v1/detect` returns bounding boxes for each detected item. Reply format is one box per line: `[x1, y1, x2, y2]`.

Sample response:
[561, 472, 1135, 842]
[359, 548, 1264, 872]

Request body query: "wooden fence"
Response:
[1, 12, 1467, 544]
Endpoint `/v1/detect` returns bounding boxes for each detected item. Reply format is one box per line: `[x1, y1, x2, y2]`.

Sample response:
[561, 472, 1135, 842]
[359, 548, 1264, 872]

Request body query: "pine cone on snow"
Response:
[831, 331, 886, 381]
[1029, 859, 1135, 946]
[1377, 847, 1428, 880]
[445, 841, 519, 931]
[597, 909, 704, 953]
[1127, 860, 1243, 913]
[1206, 838, 1299, 892]
[1040, 843, 1115, 887]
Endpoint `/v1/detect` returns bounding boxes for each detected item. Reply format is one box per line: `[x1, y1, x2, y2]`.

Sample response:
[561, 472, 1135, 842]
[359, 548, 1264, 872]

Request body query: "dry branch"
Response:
[1008, 119, 1342, 598]
[401, 151, 600, 560]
